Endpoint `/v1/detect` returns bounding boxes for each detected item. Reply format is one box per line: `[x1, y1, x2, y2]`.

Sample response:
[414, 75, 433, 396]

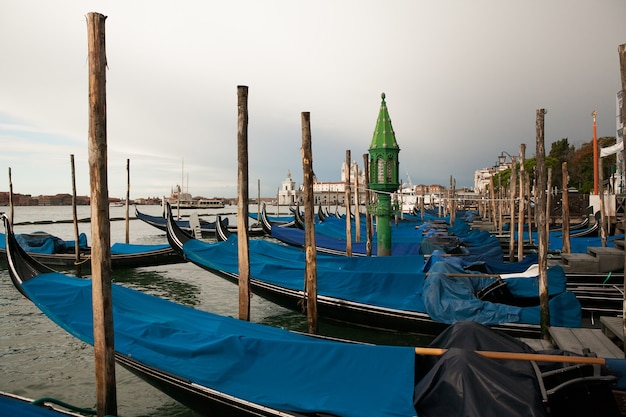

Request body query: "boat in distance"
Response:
[136, 206, 265, 237]
[0, 230, 184, 270]
[166, 184, 225, 209]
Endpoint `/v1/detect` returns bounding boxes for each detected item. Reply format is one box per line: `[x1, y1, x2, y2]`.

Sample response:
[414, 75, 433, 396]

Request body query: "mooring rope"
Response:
[73, 256, 92, 266]
[31, 397, 100, 415]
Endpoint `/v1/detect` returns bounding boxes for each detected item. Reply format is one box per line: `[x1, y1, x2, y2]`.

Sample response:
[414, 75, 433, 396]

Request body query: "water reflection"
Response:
[260, 310, 434, 347]
[112, 267, 201, 307]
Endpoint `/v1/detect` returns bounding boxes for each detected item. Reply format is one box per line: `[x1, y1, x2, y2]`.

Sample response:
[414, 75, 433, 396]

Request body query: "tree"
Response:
[548, 138, 575, 189]
[492, 137, 616, 195]
[568, 137, 616, 193]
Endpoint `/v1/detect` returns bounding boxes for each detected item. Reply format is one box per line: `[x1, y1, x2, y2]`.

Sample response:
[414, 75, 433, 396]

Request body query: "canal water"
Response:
[0, 204, 432, 416]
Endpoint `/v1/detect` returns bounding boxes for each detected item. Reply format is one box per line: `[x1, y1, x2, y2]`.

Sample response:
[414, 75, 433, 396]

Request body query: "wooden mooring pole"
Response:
[598, 137, 608, 247]
[546, 168, 552, 243]
[517, 144, 526, 261]
[353, 162, 361, 242]
[86, 12, 117, 417]
[363, 154, 373, 257]
[237, 85, 251, 321]
[526, 171, 533, 245]
[617, 42, 626, 354]
[535, 108, 550, 340]
[508, 157, 517, 261]
[257, 179, 261, 224]
[344, 150, 352, 256]
[125, 158, 130, 244]
[70, 155, 82, 277]
[561, 162, 571, 253]
[301, 112, 318, 334]
[8, 167, 13, 227]
[489, 176, 497, 229]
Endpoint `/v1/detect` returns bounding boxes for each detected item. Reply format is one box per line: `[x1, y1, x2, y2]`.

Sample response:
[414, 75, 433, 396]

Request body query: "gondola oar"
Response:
[415, 346, 626, 388]
[425, 273, 501, 278]
[415, 346, 606, 365]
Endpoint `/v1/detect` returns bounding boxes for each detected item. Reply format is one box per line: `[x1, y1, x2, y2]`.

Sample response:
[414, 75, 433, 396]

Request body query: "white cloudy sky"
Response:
[1, 1, 625, 199]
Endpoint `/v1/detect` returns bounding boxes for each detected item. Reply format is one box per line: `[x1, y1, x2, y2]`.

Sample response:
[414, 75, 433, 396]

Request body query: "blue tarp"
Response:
[270, 226, 422, 255]
[182, 236, 581, 327]
[549, 234, 625, 253]
[423, 262, 581, 327]
[22, 273, 417, 417]
[110, 242, 170, 255]
[184, 238, 427, 312]
[10, 232, 87, 254]
[1, 232, 169, 256]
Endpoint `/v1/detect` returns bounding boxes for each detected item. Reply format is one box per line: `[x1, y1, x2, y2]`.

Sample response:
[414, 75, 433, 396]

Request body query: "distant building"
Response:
[277, 162, 368, 207]
[277, 171, 299, 205]
[474, 167, 496, 193]
[473, 159, 513, 193]
[0, 192, 89, 206]
[277, 162, 430, 207]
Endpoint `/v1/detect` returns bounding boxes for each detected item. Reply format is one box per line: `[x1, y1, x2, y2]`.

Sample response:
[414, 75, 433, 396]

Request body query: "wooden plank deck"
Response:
[520, 337, 554, 351]
[601, 316, 625, 343]
[549, 326, 624, 359]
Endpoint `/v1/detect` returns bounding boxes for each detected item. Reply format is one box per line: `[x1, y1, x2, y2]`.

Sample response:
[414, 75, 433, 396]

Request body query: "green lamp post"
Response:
[368, 92, 400, 256]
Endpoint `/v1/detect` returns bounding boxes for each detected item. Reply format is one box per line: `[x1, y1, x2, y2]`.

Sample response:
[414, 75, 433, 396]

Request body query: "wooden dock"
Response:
[601, 316, 625, 345]
[549, 326, 624, 358]
[521, 319, 625, 359]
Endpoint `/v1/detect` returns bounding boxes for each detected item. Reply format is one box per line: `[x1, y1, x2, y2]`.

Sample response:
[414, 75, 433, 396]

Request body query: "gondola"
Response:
[258, 203, 296, 234]
[136, 206, 266, 237]
[214, 215, 230, 242]
[267, 213, 503, 260]
[0, 231, 184, 270]
[566, 212, 600, 238]
[249, 204, 295, 229]
[292, 204, 305, 229]
[290, 204, 334, 229]
[135, 206, 228, 234]
[167, 205, 582, 339]
[317, 203, 326, 222]
[5, 213, 626, 417]
[503, 212, 606, 245]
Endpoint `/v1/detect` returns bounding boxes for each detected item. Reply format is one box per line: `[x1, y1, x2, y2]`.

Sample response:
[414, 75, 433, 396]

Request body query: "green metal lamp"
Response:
[367, 92, 400, 256]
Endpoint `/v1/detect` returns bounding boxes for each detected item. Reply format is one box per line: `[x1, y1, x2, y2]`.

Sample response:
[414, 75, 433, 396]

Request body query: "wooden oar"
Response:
[414, 347, 606, 365]
[446, 273, 500, 278]
[425, 272, 500, 278]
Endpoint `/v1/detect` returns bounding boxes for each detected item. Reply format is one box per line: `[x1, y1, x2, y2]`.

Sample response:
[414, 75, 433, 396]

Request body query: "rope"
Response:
[74, 255, 92, 266]
[31, 397, 99, 415]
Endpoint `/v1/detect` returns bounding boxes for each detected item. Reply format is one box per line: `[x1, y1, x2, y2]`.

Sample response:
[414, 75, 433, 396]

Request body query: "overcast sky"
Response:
[1, 1, 625, 199]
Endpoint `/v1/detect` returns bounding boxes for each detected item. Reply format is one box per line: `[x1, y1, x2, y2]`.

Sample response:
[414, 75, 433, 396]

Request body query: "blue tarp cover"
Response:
[271, 226, 421, 255]
[181, 237, 581, 326]
[110, 243, 169, 255]
[22, 273, 417, 417]
[184, 238, 427, 312]
[423, 262, 581, 327]
[1, 232, 169, 256]
[11, 232, 87, 254]
[549, 234, 624, 253]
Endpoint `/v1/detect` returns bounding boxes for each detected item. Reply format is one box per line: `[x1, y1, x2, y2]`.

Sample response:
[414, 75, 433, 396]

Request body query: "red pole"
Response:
[593, 110, 598, 195]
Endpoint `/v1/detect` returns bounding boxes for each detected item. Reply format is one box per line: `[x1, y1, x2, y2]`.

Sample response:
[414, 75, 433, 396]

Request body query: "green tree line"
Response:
[492, 137, 619, 194]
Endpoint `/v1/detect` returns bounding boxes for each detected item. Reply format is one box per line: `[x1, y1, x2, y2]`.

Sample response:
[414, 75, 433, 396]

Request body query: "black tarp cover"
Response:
[414, 321, 547, 417]
[413, 322, 622, 417]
